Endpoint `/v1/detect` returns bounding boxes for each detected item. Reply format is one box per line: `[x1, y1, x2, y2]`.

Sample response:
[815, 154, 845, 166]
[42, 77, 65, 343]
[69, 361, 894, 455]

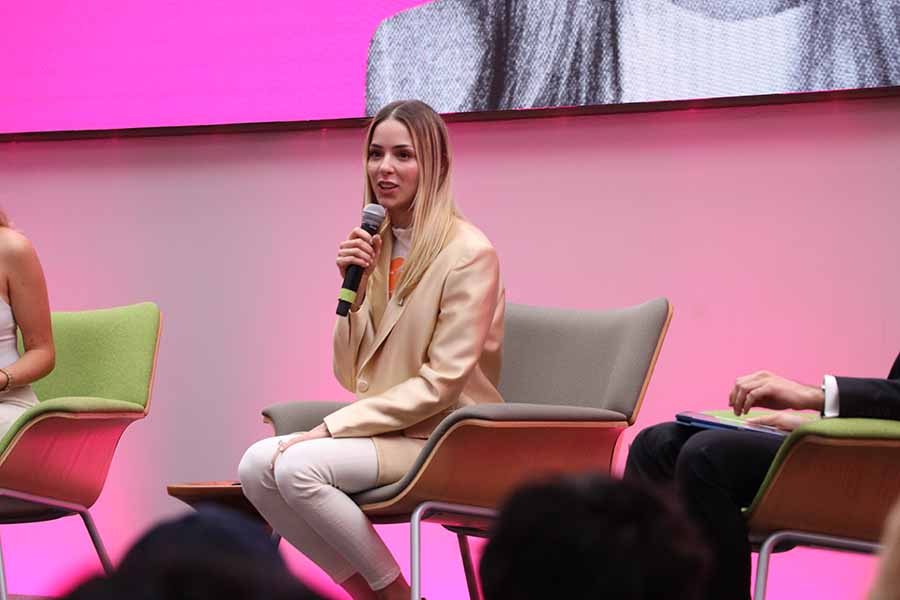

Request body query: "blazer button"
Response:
[357, 380, 369, 393]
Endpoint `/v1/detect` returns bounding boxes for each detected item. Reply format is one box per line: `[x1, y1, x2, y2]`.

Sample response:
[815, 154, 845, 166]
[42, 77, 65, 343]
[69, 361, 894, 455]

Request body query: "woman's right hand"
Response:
[336, 228, 382, 305]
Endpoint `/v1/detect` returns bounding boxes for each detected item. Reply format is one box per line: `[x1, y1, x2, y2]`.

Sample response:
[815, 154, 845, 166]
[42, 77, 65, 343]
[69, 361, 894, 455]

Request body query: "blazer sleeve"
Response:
[835, 376, 900, 420]
[324, 245, 501, 438]
[332, 301, 374, 393]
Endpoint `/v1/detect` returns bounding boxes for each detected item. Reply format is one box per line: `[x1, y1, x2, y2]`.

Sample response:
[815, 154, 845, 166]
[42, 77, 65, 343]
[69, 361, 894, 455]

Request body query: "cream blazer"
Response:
[324, 218, 505, 486]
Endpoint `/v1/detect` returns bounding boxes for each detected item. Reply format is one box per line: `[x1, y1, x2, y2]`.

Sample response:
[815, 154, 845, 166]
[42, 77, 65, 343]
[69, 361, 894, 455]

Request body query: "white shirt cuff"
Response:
[823, 374, 840, 417]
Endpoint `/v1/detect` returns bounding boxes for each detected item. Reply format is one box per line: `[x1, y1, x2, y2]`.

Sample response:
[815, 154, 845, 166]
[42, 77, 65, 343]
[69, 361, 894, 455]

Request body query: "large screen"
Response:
[3, 0, 898, 134]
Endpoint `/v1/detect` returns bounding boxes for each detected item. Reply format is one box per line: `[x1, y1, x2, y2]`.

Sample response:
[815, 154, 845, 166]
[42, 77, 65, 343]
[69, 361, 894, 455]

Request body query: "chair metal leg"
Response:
[410, 501, 497, 600]
[457, 533, 480, 600]
[79, 510, 113, 575]
[0, 532, 7, 600]
[754, 530, 881, 600]
[410, 503, 427, 600]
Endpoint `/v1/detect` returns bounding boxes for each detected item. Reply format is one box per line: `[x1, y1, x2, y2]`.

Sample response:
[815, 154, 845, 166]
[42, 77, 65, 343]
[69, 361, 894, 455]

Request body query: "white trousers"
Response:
[238, 435, 401, 590]
[0, 385, 38, 436]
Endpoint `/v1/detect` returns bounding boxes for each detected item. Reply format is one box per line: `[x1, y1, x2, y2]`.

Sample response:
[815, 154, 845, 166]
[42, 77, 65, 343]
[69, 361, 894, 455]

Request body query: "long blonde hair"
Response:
[363, 100, 459, 301]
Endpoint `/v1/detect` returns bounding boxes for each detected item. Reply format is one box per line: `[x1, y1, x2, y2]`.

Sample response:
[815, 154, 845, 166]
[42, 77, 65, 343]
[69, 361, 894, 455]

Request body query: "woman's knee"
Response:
[238, 438, 278, 487]
[272, 442, 326, 500]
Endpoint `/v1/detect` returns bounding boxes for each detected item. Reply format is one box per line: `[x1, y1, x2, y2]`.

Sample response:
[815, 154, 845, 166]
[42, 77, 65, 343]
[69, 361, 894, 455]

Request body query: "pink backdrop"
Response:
[0, 1, 431, 134]
[1, 96, 898, 598]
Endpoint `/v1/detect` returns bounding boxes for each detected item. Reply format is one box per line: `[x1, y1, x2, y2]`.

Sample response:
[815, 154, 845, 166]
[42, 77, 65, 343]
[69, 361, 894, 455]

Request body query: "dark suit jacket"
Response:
[836, 352, 900, 420]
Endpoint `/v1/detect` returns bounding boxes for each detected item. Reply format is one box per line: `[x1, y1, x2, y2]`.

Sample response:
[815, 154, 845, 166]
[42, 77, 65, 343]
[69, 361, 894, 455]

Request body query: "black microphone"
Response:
[337, 204, 386, 316]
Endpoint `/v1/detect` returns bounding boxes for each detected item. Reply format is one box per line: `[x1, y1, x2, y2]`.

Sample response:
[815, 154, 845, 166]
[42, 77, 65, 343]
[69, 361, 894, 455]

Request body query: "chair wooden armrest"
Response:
[745, 418, 900, 542]
[356, 415, 628, 519]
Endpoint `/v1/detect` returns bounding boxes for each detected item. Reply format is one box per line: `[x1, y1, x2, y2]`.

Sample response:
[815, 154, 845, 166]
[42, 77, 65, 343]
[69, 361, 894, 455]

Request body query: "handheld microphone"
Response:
[337, 204, 386, 316]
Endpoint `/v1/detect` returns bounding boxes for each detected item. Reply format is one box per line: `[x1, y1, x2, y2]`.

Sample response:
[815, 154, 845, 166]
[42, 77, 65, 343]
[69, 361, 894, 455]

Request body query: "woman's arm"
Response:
[325, 244, 501, 438]
[332, 229, 382, 392]
[1, 232, 54, 388]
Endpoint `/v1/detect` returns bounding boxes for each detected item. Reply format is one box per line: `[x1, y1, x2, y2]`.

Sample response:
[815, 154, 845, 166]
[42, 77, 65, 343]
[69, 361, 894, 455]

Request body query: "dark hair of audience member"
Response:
[479, 474, 710, 600]
[63, 505, 324, 600]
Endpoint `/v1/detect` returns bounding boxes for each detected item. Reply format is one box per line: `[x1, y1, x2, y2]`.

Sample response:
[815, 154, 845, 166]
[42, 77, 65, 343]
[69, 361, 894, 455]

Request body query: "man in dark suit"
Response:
[625, 354, 900, 600]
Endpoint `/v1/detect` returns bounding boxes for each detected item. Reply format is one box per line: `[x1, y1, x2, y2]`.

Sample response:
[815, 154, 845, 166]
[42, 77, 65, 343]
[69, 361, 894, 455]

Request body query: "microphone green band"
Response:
[339, 288, 358, 303]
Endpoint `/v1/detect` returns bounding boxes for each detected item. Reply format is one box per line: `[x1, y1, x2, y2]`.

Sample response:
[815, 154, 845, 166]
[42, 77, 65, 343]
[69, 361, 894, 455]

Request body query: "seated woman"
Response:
[239, 100, 505, 600]
[0, 209, 55, 436]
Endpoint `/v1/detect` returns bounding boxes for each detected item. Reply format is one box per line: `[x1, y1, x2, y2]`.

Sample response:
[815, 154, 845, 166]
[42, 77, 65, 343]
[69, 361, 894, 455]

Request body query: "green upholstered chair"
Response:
[261, 298, 673, 600]
[705, 410, 900, 600]
[0, 302, 161, 600]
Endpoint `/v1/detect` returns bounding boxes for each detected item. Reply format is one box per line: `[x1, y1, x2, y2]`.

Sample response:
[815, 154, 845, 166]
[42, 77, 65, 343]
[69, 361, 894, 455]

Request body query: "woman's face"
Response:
[367, 119, 419, 223]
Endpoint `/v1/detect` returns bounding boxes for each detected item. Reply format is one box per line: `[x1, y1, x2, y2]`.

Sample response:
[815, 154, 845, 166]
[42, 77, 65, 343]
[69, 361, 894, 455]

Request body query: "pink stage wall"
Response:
[1, 1, 430, 133]
[2, 95, 899, 598]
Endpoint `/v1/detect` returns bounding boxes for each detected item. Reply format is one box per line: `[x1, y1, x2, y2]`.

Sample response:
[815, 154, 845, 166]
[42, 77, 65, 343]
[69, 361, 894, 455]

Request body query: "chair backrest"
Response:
[498, 298, 671, 424]
[20, 302, 161, 408]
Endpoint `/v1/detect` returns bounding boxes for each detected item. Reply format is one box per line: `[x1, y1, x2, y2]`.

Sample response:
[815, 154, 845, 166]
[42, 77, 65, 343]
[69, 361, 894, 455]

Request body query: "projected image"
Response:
[366, 0, 900, 114]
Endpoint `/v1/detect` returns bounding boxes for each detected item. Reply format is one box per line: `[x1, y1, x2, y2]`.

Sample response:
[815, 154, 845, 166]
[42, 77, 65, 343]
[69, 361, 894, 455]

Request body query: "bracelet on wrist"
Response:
[0, 368, 11, 392]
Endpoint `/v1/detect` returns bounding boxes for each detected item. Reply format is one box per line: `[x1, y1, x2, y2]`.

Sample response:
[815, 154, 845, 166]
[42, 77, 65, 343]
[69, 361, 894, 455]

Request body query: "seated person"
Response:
[0, 208, 54, 436]
[63, 505, 323, 600]
[479, 474, 710, 600]
[626, 353, 900, 600]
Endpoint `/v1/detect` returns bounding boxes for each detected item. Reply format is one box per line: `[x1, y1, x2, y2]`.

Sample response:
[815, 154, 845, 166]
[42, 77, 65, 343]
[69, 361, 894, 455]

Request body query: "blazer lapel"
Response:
[357, 229, 407, 371]
[359, 294, 407, 371]
[367, 230, 391, 330]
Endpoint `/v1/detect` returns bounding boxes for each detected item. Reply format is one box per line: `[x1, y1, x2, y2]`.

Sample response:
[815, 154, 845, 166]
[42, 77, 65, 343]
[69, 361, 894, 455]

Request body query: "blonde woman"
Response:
[239, 100, 505, 600]
[0, 209, 54, 436]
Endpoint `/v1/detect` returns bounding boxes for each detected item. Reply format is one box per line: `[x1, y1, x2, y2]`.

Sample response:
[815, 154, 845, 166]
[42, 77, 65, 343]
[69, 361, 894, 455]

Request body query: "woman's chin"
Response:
[376, 196, 413, 214]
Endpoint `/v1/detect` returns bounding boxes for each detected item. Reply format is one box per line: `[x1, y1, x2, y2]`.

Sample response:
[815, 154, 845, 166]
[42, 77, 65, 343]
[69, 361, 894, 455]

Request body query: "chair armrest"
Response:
[355, 403, 630, 518]
[0, 397, 146, 509]
[427, 403, 628, 444]
[0, 396, 144, 452]
[261, 401, 350, 436]
[746, 417, 900, 541]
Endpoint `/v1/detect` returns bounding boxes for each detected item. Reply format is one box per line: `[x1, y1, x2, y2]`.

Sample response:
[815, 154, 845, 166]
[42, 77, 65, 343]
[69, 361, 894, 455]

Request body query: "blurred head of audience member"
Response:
[479, 474, 710, 600]
[64, 505, 324, 600]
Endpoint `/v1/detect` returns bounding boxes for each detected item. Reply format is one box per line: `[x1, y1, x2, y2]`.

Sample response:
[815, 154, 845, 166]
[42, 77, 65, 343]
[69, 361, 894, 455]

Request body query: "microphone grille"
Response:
[361, 203, 387, 229]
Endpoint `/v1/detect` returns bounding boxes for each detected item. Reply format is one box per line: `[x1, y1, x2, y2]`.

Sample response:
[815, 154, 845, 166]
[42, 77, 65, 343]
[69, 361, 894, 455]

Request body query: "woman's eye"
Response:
[368, 150, 383, 159]
[398, 152, 412, 160]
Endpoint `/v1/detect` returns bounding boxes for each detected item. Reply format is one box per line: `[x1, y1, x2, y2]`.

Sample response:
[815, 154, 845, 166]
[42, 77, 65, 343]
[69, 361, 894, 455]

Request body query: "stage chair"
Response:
[740, 417, 900, 599]
[0, 303, 162, 600]
[262, 298, 672, 600]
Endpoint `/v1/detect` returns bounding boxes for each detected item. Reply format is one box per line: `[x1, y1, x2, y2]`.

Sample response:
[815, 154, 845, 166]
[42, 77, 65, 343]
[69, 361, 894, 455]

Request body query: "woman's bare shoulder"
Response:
[0, 228, 35, 263]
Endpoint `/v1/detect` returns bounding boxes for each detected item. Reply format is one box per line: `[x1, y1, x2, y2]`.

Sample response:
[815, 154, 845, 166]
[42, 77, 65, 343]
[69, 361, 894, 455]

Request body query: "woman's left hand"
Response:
[269, 423, 331, 468]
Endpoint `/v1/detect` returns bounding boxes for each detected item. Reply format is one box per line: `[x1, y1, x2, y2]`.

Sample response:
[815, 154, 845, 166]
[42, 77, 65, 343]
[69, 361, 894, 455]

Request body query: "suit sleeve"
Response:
[324, 245, 500, 438]
[332, 301, 373, 393]
[834, 376, 900, 420]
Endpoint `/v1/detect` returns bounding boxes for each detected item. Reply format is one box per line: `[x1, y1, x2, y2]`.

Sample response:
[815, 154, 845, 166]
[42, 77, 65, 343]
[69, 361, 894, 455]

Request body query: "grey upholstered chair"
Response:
[262, 298, 672, 600]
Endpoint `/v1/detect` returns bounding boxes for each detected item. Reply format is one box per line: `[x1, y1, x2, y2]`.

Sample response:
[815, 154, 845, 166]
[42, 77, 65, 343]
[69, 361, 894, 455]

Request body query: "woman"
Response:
[239, 100, 505, 600]
[0, 209, 55, 435]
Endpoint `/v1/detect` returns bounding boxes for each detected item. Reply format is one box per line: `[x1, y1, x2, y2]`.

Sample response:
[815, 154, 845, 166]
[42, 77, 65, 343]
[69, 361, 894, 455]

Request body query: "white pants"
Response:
[0, 385, 38, 436]
[238, 436, 401, 590]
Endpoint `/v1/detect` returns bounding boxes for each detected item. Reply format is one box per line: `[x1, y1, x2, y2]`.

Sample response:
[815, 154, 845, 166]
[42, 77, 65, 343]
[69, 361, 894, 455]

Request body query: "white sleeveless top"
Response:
[0, 298, 39, 408]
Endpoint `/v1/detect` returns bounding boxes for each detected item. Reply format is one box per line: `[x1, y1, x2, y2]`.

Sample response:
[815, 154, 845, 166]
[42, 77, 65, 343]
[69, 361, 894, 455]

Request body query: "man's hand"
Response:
[729, 371, 824, 416]
[270, 423, 331, 469]
[746, 412, 810, 433]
